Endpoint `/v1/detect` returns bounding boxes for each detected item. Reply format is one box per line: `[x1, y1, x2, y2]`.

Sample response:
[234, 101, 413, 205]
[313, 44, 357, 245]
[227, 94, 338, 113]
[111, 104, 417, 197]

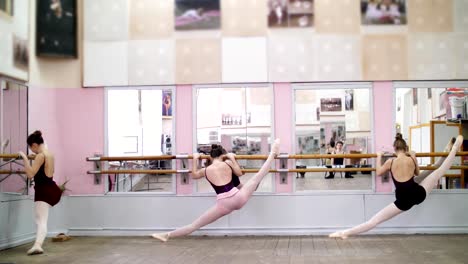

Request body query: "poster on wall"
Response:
[320, 98, 342, 112]
[268, 0, 314, 28]
[175, 0, 220, 30]
[0, 0, 13, 16]
[13, 35, 29, 70]
[162, 91, 172, 118]
[361, 0, 406, 25]
[36, 0, 77, 57]
[345, 90, 354, 111]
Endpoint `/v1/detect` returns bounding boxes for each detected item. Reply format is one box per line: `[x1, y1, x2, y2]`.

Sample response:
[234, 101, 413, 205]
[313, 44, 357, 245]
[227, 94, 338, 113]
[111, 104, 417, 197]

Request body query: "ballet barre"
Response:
[86, 152, 468, 161]
[87, 165, 468, 175]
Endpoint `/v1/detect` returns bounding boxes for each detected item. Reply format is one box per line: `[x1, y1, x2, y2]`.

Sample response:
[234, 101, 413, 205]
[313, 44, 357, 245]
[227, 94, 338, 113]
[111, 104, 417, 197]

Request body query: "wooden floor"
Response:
[1, 235, 468, 264]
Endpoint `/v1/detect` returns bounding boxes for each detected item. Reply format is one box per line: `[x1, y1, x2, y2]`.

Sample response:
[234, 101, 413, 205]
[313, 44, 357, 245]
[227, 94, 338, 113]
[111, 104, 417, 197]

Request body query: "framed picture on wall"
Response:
[36, 0, 77, 57]
[175, 0, 220, 30]
[162, 91, 172, 118]
[268, 0, 314, 28]
[13, 35, 29, 70]
[320, 98, 342, 112]
[361, 0, 407, 25]
[345, 90, 354, 111]
[0, 0, 13, 16]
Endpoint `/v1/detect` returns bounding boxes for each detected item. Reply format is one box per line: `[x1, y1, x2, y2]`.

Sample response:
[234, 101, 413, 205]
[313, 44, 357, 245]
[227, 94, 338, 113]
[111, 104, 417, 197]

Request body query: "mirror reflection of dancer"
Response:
[19, 131, 62, 255]
[330, 133, 463, 239]
[152, 139, 280, 242]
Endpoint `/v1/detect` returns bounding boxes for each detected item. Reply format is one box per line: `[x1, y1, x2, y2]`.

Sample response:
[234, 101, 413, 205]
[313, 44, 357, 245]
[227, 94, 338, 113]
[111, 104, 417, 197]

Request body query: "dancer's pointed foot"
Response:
[271, 139, 280, 156]
[444, 137, 456, 152]
[329, 231, 348, 239]
[151, 232, 169, 242]
[453, 135, 463, 151]
[27, 244, 44, 255]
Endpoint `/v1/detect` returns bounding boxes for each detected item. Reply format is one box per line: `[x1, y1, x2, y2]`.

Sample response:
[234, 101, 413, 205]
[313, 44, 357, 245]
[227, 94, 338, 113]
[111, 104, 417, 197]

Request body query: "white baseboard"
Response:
[0, 232, 35, 251]
[67, 226, 468, 237]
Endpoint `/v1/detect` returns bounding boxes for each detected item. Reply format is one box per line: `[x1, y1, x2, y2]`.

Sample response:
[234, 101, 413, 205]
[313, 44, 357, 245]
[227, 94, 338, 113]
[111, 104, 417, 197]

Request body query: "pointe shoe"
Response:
[271, 139, 280, 155]
[453, 135, 464, 150]
[151, 233, 169, 242]
[27, 245, 44, 255]
[444, 137, 456, 152]
[329, 231, 348, 239]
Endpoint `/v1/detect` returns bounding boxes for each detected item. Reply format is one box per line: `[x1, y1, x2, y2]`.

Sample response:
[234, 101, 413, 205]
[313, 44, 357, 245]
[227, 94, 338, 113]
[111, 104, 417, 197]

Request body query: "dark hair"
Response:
[329, 140, 336, 148]
[336, 141, 344, 146]
[393, 133, 407, 152]
[27, 130, 44, 146]
[210, 144, 226, 158]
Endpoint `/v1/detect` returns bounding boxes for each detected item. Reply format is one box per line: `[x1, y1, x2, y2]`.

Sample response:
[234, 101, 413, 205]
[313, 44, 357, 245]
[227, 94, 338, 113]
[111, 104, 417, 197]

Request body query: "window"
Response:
[106, 87, 175, 193]
[294, 83, 373, 191]
[195, 85, 274, 193]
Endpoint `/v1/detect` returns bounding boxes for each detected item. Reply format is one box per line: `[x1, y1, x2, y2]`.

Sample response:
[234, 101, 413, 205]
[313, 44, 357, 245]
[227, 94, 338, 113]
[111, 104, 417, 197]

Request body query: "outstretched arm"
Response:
[376, 152, 392, 176]
[191, 153, 205, 179]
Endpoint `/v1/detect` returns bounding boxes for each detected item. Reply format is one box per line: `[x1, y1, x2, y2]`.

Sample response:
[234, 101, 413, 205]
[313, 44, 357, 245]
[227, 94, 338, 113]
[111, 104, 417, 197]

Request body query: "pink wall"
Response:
[373, 81, 394, 192]
[274, 83, 293, 193]
[175, 85, 193, 194]
[29, 87, 105, 195]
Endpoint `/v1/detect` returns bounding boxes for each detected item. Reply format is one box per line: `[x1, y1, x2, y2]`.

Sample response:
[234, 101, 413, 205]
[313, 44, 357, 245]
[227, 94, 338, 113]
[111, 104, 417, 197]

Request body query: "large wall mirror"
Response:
[395, 82, 468, 190]
[294, 84, 373, 191]
[106, 87, 175, 193]
[0, 79, 28, 194]
[195, 85, 274, 193]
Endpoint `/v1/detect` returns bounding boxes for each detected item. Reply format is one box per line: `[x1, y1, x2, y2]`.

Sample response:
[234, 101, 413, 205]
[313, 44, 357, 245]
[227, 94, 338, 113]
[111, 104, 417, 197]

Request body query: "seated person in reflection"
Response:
[325, 141, 354, 179]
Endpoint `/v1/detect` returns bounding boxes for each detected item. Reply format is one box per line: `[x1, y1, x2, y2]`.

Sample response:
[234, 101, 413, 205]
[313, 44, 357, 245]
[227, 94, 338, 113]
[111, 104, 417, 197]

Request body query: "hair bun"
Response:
[33, 130, 42, 137]
[395, 133, 403, 140]
[211, 144, 219, 149]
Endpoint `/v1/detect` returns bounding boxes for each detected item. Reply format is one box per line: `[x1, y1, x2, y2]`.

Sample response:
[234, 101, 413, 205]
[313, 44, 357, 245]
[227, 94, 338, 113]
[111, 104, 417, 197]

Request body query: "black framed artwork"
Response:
[36, 0, 77, 58]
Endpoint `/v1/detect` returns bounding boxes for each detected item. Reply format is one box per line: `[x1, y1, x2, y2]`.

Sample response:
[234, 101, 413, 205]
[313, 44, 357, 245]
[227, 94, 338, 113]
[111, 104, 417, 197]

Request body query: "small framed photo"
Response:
[162, 91, 172, 118]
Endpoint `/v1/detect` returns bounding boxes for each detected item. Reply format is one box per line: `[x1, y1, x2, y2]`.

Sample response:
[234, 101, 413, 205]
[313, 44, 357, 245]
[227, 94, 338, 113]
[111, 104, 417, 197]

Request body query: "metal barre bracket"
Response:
[178, 153, 189, 185]
[93, 154, 102, 185]
[278, 153, 289, 184]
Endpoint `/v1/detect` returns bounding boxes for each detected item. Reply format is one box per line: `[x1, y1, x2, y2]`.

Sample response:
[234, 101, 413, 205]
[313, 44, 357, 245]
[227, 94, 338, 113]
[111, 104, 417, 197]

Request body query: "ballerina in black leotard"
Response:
[329, 133, 463, 239]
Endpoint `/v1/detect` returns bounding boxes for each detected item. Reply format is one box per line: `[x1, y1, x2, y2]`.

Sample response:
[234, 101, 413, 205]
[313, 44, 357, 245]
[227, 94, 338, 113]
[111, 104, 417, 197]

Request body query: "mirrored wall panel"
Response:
[294, 86, 372, 191]
[106, 87, 175, 193]
[395, 85, 468, 189]
[0, 80, 28, 194]
[196, 85, 274, 193]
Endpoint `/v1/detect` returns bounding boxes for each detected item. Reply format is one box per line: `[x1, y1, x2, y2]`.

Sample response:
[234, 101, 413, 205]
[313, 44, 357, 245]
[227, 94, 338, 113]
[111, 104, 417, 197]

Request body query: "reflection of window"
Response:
[196, 85, 274, 193]
[294, 84, 372, 191]
[0, 0, 13, 17]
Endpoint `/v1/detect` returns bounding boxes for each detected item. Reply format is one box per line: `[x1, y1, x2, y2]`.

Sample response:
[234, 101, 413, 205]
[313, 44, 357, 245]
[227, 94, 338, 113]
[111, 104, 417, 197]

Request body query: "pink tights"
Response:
[168, 153, 276, 238]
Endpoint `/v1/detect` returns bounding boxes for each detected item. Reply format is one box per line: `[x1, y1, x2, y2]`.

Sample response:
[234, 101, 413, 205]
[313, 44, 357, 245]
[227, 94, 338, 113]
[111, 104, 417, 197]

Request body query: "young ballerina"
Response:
[18, 131, 62, 255]
[329, 133, 463, 239]
[152, 139, 280, 242]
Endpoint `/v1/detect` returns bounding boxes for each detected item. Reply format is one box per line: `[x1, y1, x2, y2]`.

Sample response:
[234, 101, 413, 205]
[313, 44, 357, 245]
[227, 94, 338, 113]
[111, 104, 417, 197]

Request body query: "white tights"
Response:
[33, 201, 50, 248]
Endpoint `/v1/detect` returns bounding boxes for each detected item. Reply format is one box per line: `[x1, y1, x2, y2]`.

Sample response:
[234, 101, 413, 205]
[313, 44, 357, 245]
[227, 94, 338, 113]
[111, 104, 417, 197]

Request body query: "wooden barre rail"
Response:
[0, 170, 25, 174]
[0, 154, 37, 160]
[86, 152, 468, 161]
[87, 165, 468, 174]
